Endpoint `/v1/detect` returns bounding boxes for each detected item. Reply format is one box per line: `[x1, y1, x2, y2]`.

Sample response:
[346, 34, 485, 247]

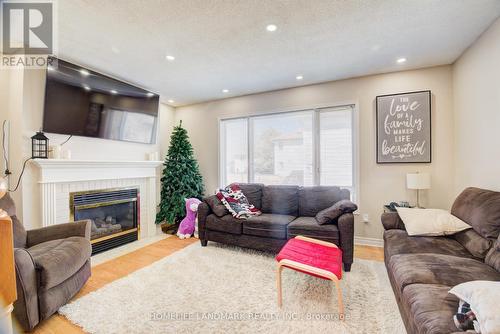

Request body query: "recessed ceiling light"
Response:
[296, 75, 303, 80]
[397, 57, 407, 64]
[110, 90, 118, 94]
[222, 89, 229, 93]
[83, 85, 90, 91]
[80, 69, 90, 76]
[146, 92, 154, 97]
[266, 24, 277, 32]
[166, 55, 175, 61]
[168, 99, 175, 103]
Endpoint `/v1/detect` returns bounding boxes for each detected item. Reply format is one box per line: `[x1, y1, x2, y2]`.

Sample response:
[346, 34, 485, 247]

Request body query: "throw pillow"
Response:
[449, 281, 500, 334]
[315, 200, 358, 225]
[454, 228, 492, 259]
[205, 195, 229, 217]
[396, 208, 470, 236]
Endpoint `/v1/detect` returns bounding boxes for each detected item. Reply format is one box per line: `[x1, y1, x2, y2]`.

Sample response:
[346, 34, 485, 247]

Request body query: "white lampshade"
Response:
[406, 173, 431, 190]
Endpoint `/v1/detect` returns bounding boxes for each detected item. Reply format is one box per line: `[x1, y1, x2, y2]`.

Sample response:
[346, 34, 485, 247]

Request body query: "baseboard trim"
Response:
[354, 236, 384, 248]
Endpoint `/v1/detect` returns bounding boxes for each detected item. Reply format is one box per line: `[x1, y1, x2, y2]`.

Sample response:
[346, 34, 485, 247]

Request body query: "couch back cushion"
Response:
[298, 186, 351, 217]
[485, 235, 500, 272]
[261, 185, 299, 215]
[451, 187, 500, 239]
[238, 183, 264, 209]
[454, 228, 492, 259]
[204, 195, 229, 217]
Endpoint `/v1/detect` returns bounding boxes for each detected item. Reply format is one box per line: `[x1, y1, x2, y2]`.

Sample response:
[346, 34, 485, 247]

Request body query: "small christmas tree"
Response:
[156, 121, 204, 228]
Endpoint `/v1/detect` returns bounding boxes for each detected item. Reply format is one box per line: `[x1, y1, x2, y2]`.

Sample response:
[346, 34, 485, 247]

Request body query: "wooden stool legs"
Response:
[276, 261, 344, 320]
[333, 279, 344, 318]
[277, 264, 284, 307]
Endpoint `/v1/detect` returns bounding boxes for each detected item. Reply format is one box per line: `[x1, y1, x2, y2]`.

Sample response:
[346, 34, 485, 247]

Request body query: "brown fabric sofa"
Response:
[198, 184, 355, 271]
[382, 187, 500, 334]
[0, 194, 92, 331]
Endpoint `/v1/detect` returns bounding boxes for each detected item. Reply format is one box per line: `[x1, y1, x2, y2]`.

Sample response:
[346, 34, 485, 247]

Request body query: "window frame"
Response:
[218, 102, 359, 202]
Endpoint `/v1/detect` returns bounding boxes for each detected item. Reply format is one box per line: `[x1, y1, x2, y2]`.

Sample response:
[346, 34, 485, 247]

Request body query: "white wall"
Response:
[453, 18, 500, 193]
[175, 66, 455, 239]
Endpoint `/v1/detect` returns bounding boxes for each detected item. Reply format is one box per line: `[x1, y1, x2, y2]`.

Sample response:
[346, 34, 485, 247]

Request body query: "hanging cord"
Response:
[8, 157, 32, 192]
[2, 120, 10, 175]
[60, 134, 72, 146]
[2, 120, 34, 192]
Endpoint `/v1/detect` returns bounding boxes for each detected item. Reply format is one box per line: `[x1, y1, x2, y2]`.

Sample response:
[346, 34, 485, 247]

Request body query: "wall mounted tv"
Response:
[43, 57, 159, 144]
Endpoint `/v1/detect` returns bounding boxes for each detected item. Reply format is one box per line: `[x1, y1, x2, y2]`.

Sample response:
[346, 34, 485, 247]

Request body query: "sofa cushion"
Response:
[38, 260, 91, 320]
[243, 214, 295, 239]
[287, 217, 339, 244]
[28, 236, 91, 291]
[383, 229, 474, 261]
[298, 186, 350, 217]
[454, 228, 492, 259]
[389, 253, 500, 292]
[238, 183, 264, 209]
[451, 187, 500, 239]
[204, 196, 229, 217]
[205, 214, 242, 235]
[261, 185, 299, 215]
[315, 200, 357, 225]
[402, 284, 460, 334]
[485, 234, 500, 271]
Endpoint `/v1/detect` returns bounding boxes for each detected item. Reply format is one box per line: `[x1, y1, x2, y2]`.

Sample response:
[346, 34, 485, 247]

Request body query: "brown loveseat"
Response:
[382, 187, 500, 334]
[198, 184, 355, 271]
[0, 194, 92, 331]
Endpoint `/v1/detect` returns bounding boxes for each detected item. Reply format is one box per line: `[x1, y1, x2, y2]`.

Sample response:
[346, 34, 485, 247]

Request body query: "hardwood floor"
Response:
[24, 238, 383, 334]
[354, 244, 384, 262]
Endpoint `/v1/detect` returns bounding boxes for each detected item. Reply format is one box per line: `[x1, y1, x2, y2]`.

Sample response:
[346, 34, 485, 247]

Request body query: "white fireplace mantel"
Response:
[31, 159, 163, 238]
[32, 159, 163, 183]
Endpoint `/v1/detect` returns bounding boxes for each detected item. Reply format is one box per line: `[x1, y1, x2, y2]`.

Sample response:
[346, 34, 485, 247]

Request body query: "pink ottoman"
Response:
[276, 236, 344, 318]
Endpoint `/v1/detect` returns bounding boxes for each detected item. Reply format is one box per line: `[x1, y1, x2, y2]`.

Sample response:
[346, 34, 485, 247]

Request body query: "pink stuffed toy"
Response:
[177, 198, 201, 239]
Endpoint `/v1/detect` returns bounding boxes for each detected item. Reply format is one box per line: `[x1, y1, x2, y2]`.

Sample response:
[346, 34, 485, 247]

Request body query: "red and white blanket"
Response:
[216, 183, 261, 219]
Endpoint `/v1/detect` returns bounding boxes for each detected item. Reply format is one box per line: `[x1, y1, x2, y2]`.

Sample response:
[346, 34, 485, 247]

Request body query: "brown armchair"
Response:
[0, 194, 92, 331]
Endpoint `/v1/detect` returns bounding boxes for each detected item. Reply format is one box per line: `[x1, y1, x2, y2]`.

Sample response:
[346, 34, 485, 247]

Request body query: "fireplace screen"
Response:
[70, 188, 139, 254]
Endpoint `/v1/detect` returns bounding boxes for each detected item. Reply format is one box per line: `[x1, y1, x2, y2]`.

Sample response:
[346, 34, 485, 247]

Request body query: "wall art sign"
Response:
[376, 90, 431, 163]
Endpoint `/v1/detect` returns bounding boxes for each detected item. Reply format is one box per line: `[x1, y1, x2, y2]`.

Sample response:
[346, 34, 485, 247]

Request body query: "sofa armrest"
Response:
[337, 213, 354, 270]
[197, 200, 213, 241]
[381, 212, 405, 231]
[13, 248, 39, 331]
[26, 220, 91, 247]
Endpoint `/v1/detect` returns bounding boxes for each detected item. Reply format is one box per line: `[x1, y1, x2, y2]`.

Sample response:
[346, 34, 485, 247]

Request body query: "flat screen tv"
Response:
[43, 57, 159, 144]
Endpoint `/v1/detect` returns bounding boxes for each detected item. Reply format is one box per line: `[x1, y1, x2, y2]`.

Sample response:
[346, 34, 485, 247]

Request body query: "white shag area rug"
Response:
[60, 243, 405, 334]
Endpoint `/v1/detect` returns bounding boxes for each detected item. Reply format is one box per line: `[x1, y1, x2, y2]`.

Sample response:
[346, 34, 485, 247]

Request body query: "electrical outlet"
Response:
[362, 214, 369, 223]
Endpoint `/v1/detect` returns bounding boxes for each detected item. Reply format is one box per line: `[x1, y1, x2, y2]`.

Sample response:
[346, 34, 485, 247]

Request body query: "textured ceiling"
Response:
[57, 0, 500, 106]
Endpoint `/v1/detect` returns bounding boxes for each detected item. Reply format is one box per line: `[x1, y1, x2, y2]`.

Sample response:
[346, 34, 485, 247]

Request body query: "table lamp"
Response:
[406, 172, 430, 208]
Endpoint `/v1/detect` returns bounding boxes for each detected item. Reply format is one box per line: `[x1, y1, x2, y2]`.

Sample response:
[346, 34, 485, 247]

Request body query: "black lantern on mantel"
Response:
[31, 131, 49, 159]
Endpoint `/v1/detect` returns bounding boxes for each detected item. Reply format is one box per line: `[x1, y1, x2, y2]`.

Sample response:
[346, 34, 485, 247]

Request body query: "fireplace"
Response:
[70, 187, 139, 255]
